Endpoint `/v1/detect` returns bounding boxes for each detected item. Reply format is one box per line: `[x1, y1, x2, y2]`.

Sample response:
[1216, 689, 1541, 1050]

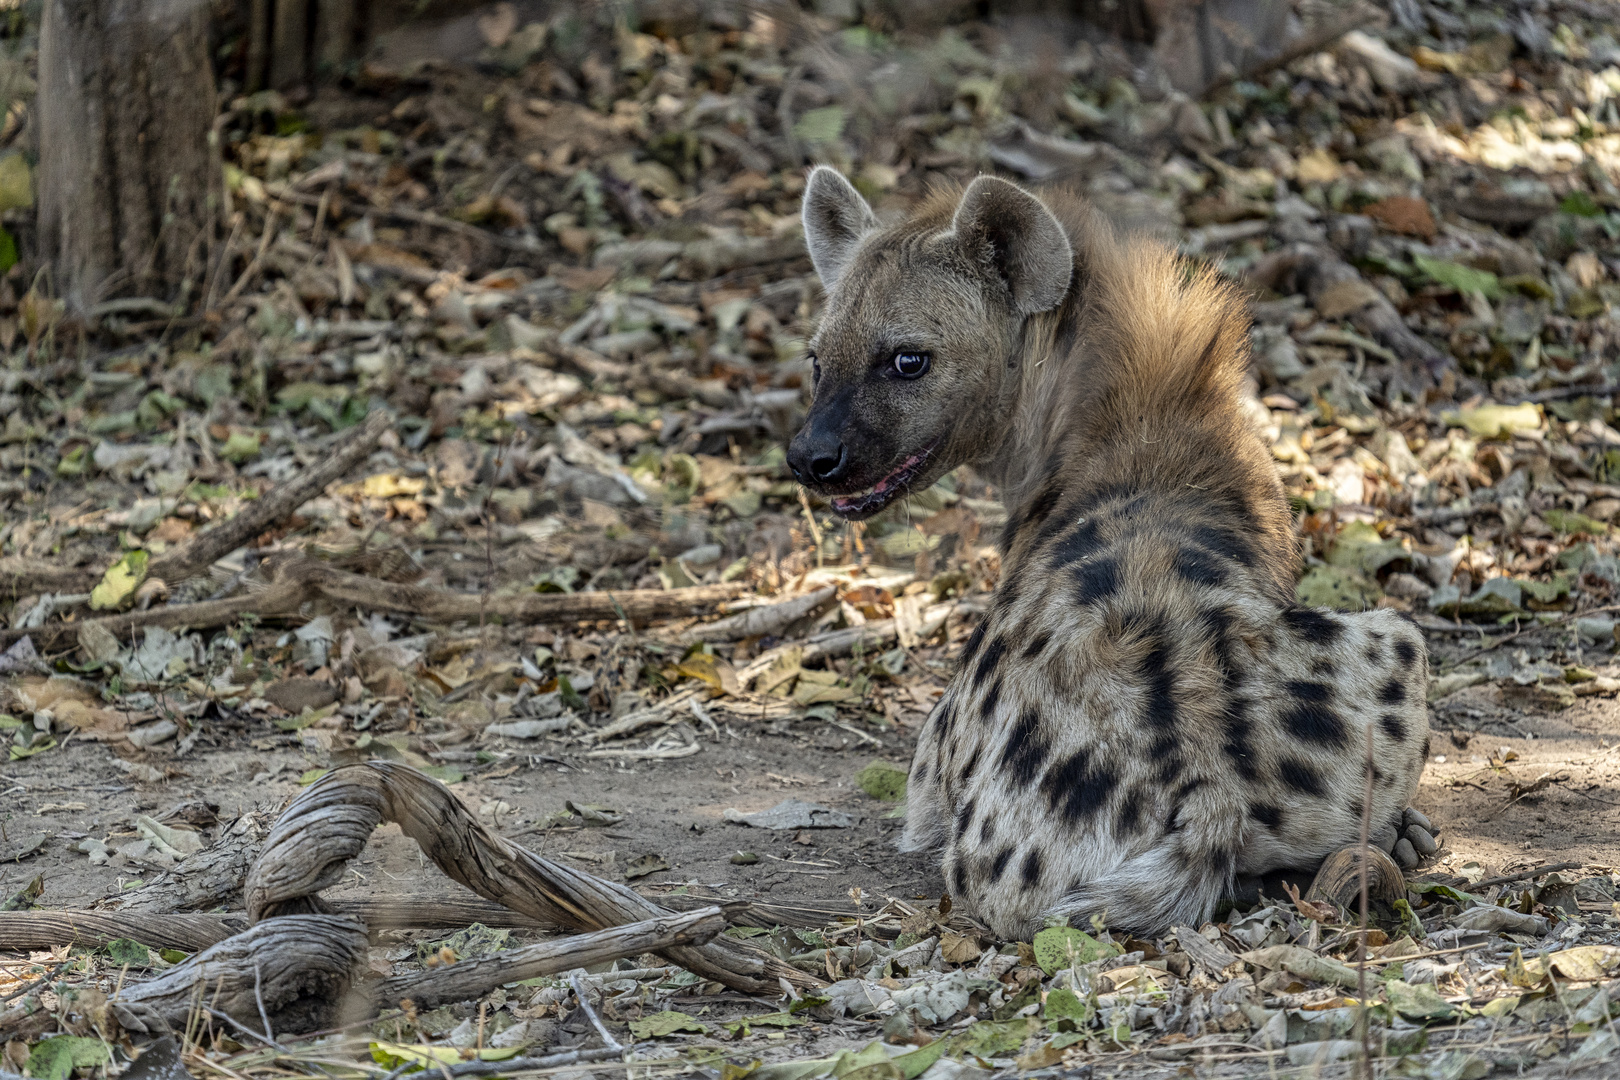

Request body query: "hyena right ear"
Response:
[802, 166, 877, 291]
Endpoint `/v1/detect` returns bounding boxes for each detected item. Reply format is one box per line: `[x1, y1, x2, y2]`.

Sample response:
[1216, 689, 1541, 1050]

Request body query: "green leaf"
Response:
[1544, 508, 1609, 535]
[1295, 564, 1379, 611]
[1393, 899, 1425, 940]
[158, 948, 189, 964]
[1386, 978, 1459, 1021]
[1560, 191, 1604, 217]
[56, 444, 87, 477]
[953, 1017, 1040, 1058]
[1033, 926, 1118, 974]
[103, 937, 154, 967]
[1413, 253, 1502, 299]
[724, 1011, 805, 1036]
[1042, 986, 1093, 1027]
[0, 227, 18, 274]
[793, 106, 847, 145]
[1441, 402, 1542, 439]
[1328, 520, 1408, 574]
[10, 737, 56, 760]
[854, 760, 908, 802]
[630, 1010, 709, 1038]
[419, 765, 465, 784]
[26, 1037, 111, 1080]
[0, 151, 33, 212]
[219, 429, 261, 463]
[369, 1042, 520, 1070]
[89, 549, 150, 611]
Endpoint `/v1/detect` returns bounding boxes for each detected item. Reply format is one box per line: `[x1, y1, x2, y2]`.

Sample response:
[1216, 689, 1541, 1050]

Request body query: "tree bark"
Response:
[37, 0, 220, 314]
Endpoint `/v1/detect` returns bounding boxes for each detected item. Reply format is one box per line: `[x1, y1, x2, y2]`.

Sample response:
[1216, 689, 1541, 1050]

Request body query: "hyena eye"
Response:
[892, 351, 931, 379]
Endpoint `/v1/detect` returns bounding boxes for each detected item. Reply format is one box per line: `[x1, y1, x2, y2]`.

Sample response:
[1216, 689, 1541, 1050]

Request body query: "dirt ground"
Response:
[7, 645, 1618, 918]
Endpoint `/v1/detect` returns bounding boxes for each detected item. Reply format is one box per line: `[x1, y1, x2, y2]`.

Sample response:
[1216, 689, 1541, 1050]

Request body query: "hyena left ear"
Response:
[950, 176, 1073, 315]
[802, 166, 878, 291]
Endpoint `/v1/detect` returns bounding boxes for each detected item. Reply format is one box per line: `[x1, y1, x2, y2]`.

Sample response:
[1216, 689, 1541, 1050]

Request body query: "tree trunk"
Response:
[37, 0, 220, 314]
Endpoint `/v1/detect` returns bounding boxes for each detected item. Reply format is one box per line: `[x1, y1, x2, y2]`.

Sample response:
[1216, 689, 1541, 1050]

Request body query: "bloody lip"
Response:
[828, 442, 938, 517]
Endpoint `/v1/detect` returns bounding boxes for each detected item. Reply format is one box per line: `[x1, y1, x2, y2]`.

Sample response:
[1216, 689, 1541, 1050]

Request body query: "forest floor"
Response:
[9, 0, 1620, 1077]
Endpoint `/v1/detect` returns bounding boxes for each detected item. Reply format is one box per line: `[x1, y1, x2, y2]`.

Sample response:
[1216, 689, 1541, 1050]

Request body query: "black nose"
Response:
[788, 431, 849, 485]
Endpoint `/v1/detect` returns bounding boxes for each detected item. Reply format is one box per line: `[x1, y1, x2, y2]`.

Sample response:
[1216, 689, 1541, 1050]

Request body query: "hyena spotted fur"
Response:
[787, 167, 1435, 940]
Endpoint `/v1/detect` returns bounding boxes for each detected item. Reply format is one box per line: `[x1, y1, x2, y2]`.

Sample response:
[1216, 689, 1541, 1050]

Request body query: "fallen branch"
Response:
[0, 911, 252, 952]
[0, 559, 745, 651]
[583, 597, 981, 745]
[244, 761, 826, 995]
[373, 906, 726, 1010]
[149, 410, 393, 587]
[675, 587, 836, 644]
[95, 809, 277, 914]
[419, 1047, 625, 1078]
[296, 562, 743, 625]
[0, 410, 391, 604]
[1, 895, 560, 952]
[0, 915, 368, 1043]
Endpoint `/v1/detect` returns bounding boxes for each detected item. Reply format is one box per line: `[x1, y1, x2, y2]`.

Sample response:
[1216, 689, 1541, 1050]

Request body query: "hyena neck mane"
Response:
[984, 189, 1297, 602]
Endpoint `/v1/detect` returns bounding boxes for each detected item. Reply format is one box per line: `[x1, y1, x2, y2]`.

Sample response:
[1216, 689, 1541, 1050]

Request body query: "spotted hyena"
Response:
[787, 167, 1435, 939]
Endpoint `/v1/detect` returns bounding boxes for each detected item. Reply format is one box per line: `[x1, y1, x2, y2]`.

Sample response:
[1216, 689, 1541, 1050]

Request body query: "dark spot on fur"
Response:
[1366, 645, 1384, 666]
[1075, 557, 1121, 605]
[979, 677, 1004, 724]
[935, 702, 956, 742]
[1312, 659, 1336, 677]
[1250, 802, 1283, 829]
[951, 860, 969, 898]
[1050, 516, 1104, 569]
[1174, 547, 1228, 587]
[1021, 633, 1051, 660]
[915, 760, 931, 786]
[1282, 607, 1342, 644]
[973, 636, 1008, 689]
[1220, 698, 1260, 783]
[1394, 639, 1419, 666]
[1041, 748, 1119, 826]
[1149, 734, 1183, 785]
[1379, 678, 1406, 705]
[1013, 478, 1065, 547]
[1114, 786, 1147, 836]
[959, 745, 982, 785]
[960, 622, 987, 665]
[1286, 680, 1332, 704]
[954, 797, 976, 839]
[1188, 523, 1257, 567]
[1139, 629, 1178, 731]
[1282, 700, 1348, 749]
[1020, 848, 1043, 888]
[1379, 712, 1408, 742]
[999, 709, 1051, 787]
[1279, 757, 1327, 797]
[980, 816, 995, 843]
[1211, 847, 1235, 879]
[989, 846, 1015, 884]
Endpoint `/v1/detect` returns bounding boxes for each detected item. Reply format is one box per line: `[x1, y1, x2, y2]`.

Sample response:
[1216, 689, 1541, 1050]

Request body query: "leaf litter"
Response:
[5, 0, 1620, 1076]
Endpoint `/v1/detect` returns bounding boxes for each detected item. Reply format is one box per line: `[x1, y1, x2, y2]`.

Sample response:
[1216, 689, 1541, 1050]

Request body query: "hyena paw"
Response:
[1389, 807, 1439, 870]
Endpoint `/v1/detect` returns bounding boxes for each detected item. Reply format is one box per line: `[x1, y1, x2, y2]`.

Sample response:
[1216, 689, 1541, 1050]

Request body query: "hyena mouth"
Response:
[830, 442, 939, 518]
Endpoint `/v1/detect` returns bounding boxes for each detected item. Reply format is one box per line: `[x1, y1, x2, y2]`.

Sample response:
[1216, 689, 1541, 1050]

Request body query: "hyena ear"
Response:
[950, 175, 1073, 314]
[802, 166, 877, 290]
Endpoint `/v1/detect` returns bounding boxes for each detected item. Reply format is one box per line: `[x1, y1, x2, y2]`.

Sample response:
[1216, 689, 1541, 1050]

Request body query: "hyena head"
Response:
[788, 167, 1075, 520]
